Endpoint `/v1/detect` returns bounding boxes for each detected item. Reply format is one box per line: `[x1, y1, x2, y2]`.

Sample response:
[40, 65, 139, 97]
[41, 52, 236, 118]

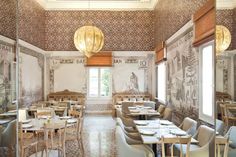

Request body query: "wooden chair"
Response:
[43, 121, 67, 157]
[222, 104, 236, 127]
[215, 137, 229, 157]
[66, 117, 84, 156]
[19, 122, 42, 157]
[35, 108, 54, 118]
[220, 103, 227, 123]
[68, 110, 81, 118]
[161, 136, 191, 157]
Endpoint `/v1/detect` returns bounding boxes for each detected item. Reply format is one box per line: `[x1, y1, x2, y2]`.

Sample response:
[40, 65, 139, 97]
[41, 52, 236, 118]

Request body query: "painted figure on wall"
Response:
[128, 72, 139, 92]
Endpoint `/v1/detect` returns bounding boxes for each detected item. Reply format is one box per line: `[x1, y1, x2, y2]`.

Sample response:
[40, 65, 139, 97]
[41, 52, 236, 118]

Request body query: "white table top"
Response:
[0, 110, 17, 117]
[134, 120, 198, 144]
[128, 107, 160, 116]
[22, 117, 77, 131]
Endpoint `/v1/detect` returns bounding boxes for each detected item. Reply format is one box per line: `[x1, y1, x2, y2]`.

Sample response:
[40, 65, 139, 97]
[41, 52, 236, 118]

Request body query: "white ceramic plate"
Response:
[21, 119, 31, 124]
[129, 107, 137, 109]
[160, 120, 172, 125]
[170, 130, 187, 136]
[22, 124, 33, 128]
[60, 116, 71, 119]
[135, 121, 149, 126]
[67, 119, 77, 123]
[140, 130, 156, 136]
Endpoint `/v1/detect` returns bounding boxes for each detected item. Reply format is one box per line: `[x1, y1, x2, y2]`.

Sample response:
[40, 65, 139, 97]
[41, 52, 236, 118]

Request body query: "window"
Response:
[157, 62, 166, 104]
[199, 41, 214, 124]
[88, 68, 111, 98]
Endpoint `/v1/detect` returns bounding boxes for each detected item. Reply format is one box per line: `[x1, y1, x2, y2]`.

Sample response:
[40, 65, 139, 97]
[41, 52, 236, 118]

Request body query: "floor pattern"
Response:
[27, 113, 117, 157]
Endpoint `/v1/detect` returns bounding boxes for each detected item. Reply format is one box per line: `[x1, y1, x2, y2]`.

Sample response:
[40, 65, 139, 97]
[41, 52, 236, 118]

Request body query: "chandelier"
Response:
[216, 25, 231, 55]
[74, 26, 104, 58]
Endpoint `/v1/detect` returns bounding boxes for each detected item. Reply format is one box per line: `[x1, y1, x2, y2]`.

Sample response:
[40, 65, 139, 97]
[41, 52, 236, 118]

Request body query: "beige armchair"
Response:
[116, 125, 154, 157]
[179, 117, 197, 136]
[174, 125, 214, 157]
[162, 108, 172, 121]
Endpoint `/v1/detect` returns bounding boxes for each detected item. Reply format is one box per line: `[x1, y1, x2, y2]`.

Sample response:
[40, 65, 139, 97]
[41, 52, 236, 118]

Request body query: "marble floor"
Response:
[28, 113, 117, 157]
[82, 113, 117, 157]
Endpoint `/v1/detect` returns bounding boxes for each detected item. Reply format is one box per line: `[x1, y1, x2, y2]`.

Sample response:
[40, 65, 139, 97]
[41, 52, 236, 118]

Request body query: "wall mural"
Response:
[112, 54, 154, 94]
[0, 42, 15, 112]
[19, 47, 44, 107]
[48, 56, 86, 94]
[166, 30, 199, 124]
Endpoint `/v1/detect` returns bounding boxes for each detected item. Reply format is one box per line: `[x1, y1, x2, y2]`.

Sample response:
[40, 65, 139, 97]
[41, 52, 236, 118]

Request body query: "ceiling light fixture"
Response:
[216, 25, 231, 55]
[73, 0, 104, 58]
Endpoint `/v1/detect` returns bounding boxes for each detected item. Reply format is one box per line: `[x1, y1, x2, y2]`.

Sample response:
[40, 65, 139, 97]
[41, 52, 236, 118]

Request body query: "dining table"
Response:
[128, 106, 160, 120]
[134, 119, 198, 156]
[21, 116, 77, 132]
[0, 110, 17, 117]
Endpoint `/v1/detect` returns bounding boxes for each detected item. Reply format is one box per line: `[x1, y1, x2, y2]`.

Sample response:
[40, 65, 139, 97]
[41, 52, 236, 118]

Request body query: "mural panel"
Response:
[166, 30, 199, 123]
[0, 42, 15, 112]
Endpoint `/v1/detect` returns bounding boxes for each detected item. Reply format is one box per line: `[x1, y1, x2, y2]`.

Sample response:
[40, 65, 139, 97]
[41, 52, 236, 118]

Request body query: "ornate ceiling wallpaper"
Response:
[154, 0, 208, 47]
[19, 0, 45, 49]
[45, 11, 154, 51]
[0, 0, 17, 40]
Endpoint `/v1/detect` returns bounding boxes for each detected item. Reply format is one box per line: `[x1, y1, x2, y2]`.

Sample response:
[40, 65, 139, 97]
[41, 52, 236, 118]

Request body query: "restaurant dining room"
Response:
[0, 0, 235, 156]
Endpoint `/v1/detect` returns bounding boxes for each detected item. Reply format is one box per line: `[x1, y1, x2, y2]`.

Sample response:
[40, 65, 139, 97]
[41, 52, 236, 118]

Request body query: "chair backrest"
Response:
[225, 126, 236, 148]
[58, 102, 68, 107]
[116, 125, 151, 157]
[157, 104, 165, 116]
[179, 117, 197, 136]
[161, 136, 191, 157]
[69, 110, 81, 118]
[162, 108, 172, 121]
[219, 103, 226, 119]
[43, 121, 67, 148]
[35, 108, 54, 118]
[143, 101, 155, 110]
[215, 137, 229, 157]
[216, 119, 224, 135]
[0, 120, 16, 147]
[119, 113, 136, 127]
[121, 102, 134, 115]
[196, 125, 214, 147]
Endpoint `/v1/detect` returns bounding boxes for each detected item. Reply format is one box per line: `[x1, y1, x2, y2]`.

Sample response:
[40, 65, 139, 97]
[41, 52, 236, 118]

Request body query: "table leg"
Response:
[152, 144, 157, 157]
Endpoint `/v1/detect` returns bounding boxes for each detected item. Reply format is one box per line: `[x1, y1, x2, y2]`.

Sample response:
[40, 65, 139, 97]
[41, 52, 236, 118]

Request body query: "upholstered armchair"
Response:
[0, 120, 16, 156]
[174, 125, 214, 157]
[162, 108, 172, 121]
[116, 125, 154, 157]
[225, 126, 236, 157]
[179, 117, 197, 136]
[216, 119, 224, 135]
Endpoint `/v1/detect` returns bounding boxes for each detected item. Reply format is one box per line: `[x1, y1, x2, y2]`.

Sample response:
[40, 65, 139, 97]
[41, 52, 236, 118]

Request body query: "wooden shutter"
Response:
[86, 52, 112, 66]
[193, 0, 215, 47]
[155, 41, 166, 64]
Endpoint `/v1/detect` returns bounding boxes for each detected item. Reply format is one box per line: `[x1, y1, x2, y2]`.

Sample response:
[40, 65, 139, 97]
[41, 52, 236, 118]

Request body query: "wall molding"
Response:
[217, 0, 236, 9]
[0, 35, 16, 45]
[166, 20, 194, 46]
[36, 0, 158, 11]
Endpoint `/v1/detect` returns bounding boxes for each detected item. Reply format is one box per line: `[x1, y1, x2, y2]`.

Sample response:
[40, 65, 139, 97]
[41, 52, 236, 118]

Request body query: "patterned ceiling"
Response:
[36, 0, 157, 10]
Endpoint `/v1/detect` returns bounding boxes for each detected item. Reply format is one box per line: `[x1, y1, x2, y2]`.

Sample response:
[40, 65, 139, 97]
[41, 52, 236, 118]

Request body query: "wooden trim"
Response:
[155, 41, 166, 64]
[86, 51, 113, 67]
[193, 0, 215, 47]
